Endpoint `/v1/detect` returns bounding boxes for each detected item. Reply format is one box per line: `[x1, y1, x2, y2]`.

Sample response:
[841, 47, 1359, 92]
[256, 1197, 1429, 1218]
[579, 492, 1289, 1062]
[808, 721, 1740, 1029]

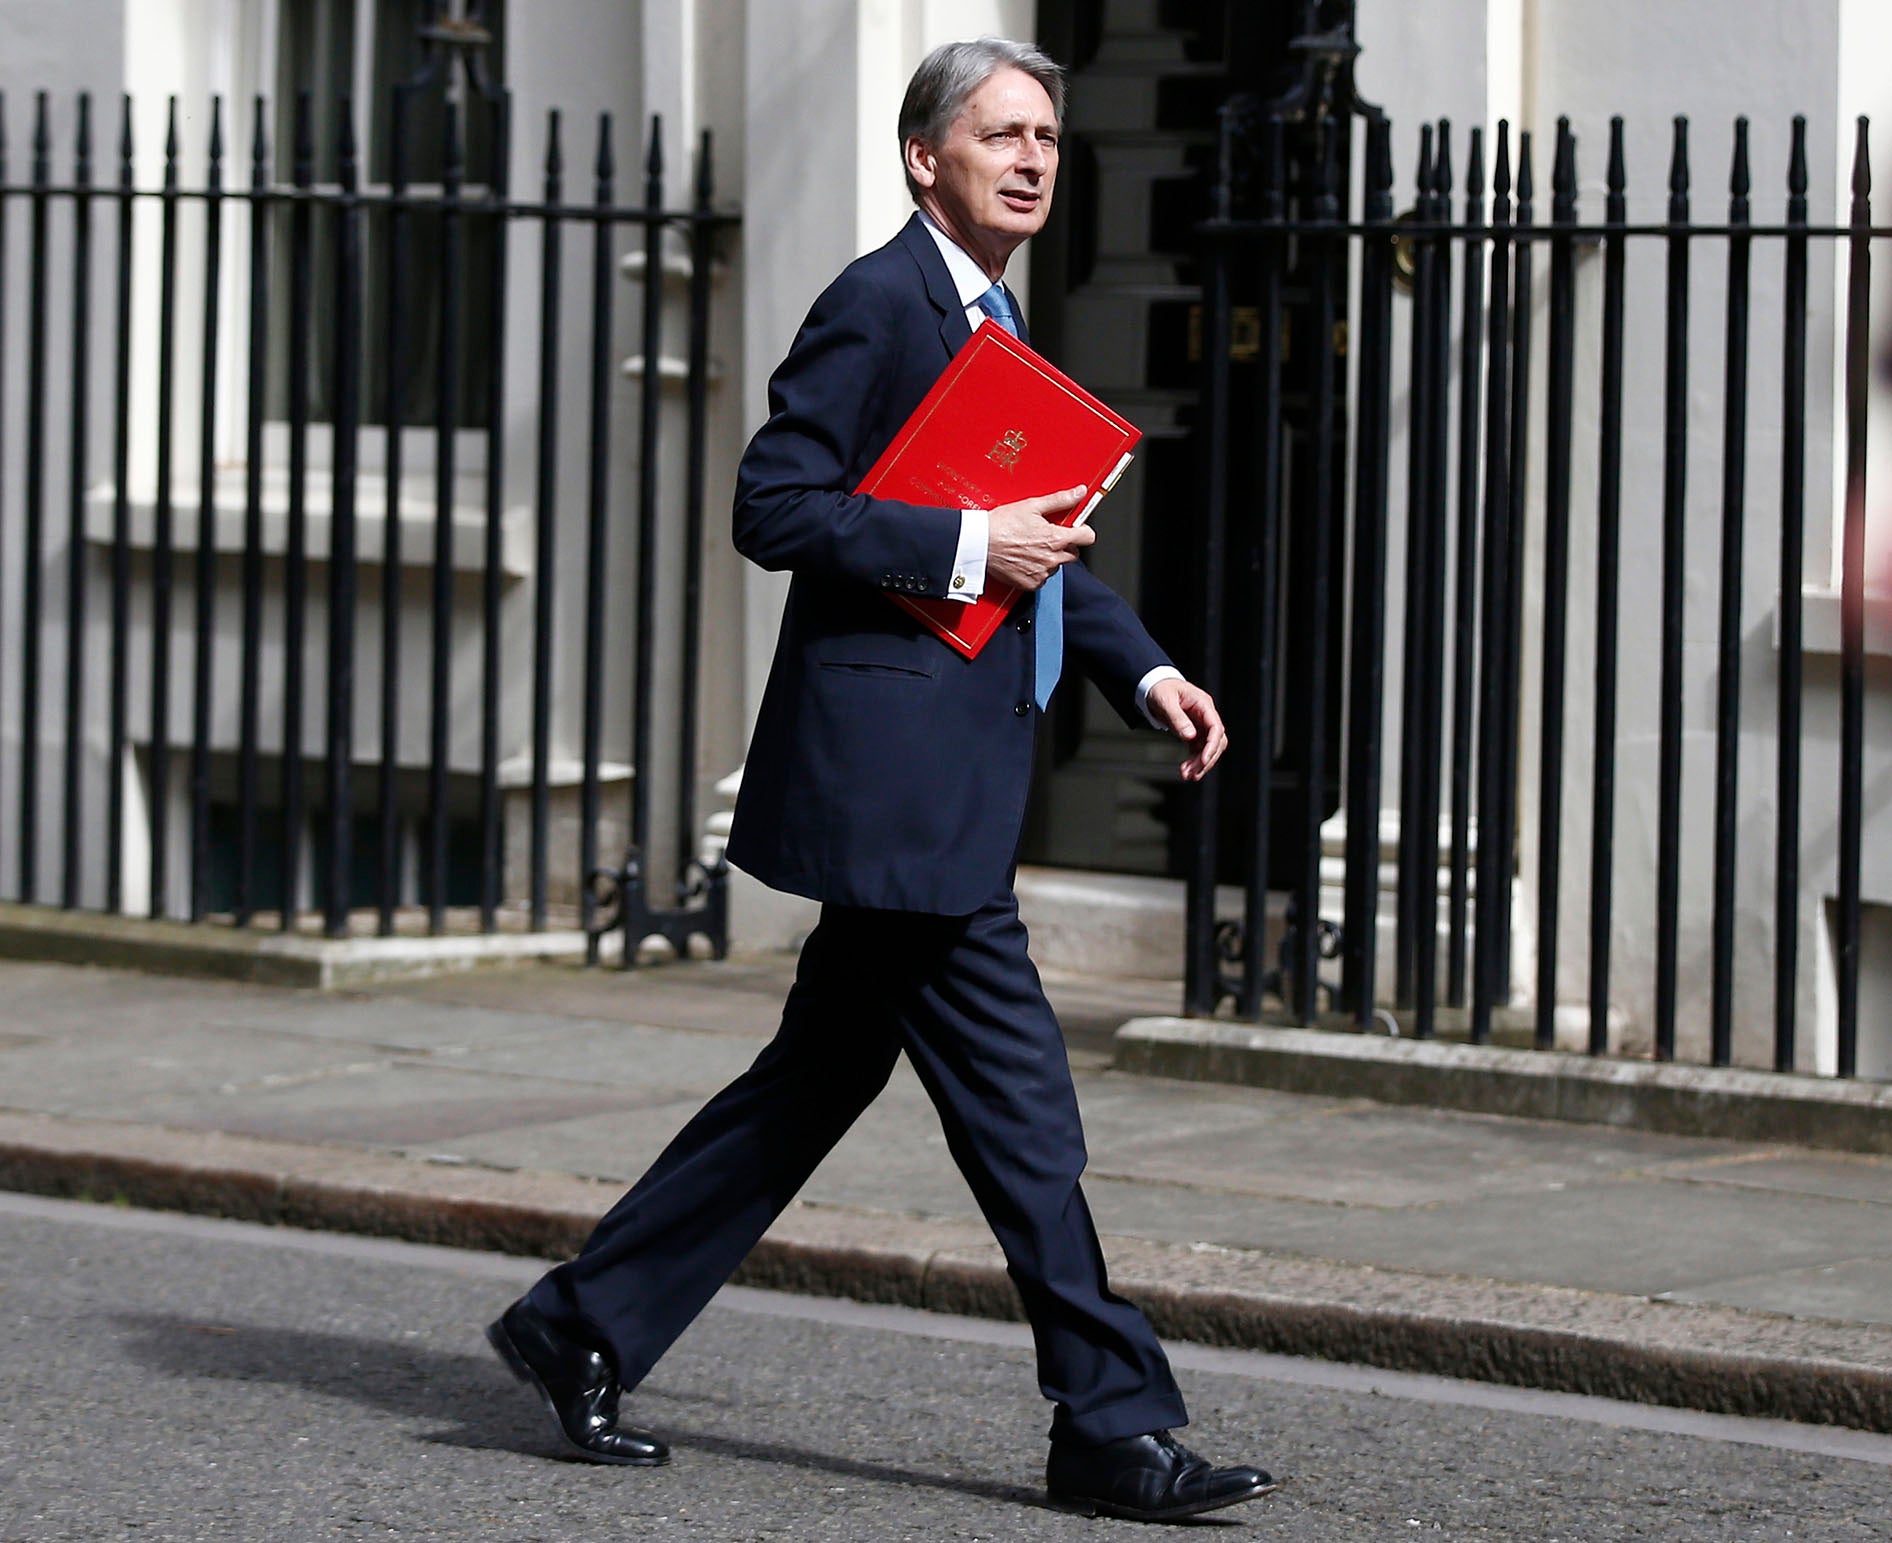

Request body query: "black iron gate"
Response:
[1184, 43, 1884, 1077]
[0, 77, 736, 965]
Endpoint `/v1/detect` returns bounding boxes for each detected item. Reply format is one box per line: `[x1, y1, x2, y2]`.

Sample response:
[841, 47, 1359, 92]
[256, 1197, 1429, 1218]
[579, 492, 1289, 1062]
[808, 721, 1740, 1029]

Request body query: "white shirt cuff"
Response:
[1135, 666, 1184, 728]
[945, 509, 987, 602]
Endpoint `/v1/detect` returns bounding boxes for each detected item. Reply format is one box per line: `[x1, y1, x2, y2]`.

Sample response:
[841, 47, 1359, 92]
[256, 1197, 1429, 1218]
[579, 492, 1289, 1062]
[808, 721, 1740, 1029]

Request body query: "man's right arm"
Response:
[734, 270, 1095, 600]
[733, 273, 967, 597]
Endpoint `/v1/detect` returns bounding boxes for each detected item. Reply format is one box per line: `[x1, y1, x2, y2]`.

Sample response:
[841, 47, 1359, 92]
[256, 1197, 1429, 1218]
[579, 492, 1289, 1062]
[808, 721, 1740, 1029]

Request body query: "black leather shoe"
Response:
[486, 1298, 669, 1466]
[1046, 1430, 1276, 1522]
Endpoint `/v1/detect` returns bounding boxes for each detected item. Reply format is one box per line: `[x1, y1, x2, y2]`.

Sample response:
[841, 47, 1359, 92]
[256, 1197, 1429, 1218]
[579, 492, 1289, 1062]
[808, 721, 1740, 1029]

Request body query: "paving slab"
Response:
[1660, 1256, 1892, 1325]
[430, 1097, 735, 1184]
[1082, 1095, 1769, 1208]
[1, 1021, 393, 1113]
[1228, 1177, 1892, 1300]
[1649, 1150, 1892, 1207]
[419, 1020, 764, 1092]
[130, 1065, 661, 1149]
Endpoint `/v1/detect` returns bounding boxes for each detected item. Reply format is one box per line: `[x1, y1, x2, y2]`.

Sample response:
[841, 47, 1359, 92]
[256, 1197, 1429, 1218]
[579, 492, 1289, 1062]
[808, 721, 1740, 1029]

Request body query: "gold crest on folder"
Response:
[986, 429, 1027, 470]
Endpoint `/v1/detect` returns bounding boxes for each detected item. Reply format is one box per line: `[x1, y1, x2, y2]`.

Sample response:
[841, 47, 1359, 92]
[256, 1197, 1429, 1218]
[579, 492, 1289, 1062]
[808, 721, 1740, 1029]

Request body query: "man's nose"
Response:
[1017, 137, 1047, 175]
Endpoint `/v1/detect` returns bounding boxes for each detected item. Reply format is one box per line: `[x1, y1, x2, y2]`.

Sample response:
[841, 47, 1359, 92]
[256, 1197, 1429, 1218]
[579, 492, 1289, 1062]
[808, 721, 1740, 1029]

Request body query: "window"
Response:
[268, 0, 507, 429]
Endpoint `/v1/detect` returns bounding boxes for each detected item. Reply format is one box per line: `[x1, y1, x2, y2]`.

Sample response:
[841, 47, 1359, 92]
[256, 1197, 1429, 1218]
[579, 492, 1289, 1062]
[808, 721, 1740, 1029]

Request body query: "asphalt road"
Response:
[0, 1194, 1886, 1542]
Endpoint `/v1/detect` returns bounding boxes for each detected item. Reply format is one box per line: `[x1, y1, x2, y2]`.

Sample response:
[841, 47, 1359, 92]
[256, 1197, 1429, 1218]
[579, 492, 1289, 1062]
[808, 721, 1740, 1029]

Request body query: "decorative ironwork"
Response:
[587, 850, 730, 968]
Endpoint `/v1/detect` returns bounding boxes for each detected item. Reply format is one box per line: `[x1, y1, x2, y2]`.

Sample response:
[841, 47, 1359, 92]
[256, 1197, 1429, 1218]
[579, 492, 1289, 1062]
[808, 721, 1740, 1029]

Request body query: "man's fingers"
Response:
[1149, 681, 1228, 781]
[1185, 722, 1229, 779]
[1027, 484, 1088, 518]
[1157, 695, 1197, 739]
[984, 488, 1100, 590]
[990, 485, 1088, 524]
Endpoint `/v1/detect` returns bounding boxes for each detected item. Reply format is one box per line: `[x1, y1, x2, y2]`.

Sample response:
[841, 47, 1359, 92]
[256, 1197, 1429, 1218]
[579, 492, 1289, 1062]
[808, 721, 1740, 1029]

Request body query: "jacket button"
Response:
[1016, 613, 1032, 632]
[1014, 700, 1031, 717]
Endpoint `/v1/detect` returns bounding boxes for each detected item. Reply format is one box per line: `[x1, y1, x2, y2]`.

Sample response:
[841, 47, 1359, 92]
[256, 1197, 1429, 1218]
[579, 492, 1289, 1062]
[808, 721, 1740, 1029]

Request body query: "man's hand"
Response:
[985, 485, 1095, 590]
[1146, 678, 1228, 782]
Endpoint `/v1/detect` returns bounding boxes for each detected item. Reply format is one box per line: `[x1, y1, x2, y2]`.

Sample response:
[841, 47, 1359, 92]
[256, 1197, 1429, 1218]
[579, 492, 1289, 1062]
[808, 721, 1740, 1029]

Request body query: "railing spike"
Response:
[1465, 124, 1484, 203]
[442, 97, 463, 182]
[74, 91, 91, 163]
[1415, 120, 1434, 203]
[1730, 116, 1750, 214]
[1606, 116, 1626, 205]
[696, 126, 714, 208]
[1787, 114, 1808, 200]
[595, 112, 614, 184]
[1258, 114, 1285, 222]
[336, 91, 356, 173]
[1365, 114, 1393, 221]
[1851, 115, 1871, 200]
[645, 113, 664, 206]
[1553, 117, 1575, 188]
[250, 95, 267, 177]
[1551, 117, 1577, 224]
[545, 108, 563, 179]
[164, 94, 178, 164]
[1311, 113, 1338, 218]
[32, 89, 50, 170]
[208, 94, 223, 165]
[1669, 114, 1690, 203]
[1492, 118, 1511, 201]
[1434, 119, 1454, 202]
[294, 89, 314, 178]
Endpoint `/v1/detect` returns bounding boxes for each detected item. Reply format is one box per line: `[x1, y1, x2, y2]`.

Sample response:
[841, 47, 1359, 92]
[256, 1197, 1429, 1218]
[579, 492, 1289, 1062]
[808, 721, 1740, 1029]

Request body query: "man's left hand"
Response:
[1146, 678, 1227, 782]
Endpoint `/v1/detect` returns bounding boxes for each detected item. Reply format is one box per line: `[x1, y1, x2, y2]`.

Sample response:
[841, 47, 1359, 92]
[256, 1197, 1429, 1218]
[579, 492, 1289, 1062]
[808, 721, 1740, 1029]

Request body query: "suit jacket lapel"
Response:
[895, 214, 974, 360]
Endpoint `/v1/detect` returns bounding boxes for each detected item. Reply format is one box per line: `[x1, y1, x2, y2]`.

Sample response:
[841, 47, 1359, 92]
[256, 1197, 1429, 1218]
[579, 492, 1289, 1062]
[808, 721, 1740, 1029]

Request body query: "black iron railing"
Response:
[1187, 108, 1884, 1077]
[0, 88, 736, 964]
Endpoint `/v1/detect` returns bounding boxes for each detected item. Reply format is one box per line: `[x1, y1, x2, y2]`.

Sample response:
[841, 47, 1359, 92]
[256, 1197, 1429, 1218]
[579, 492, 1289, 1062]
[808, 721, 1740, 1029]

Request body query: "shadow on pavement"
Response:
[106, 1313, 1211, 1522]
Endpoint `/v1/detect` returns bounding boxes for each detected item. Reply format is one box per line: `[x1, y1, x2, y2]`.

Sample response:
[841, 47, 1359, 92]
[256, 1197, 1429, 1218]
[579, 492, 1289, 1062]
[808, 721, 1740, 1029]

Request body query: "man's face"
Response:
[906, 66, 1060, 278]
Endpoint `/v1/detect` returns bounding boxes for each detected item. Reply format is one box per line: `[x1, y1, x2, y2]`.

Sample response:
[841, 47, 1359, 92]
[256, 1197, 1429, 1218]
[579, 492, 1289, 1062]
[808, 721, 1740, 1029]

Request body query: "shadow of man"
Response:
[110, 1313, 1145, 1520]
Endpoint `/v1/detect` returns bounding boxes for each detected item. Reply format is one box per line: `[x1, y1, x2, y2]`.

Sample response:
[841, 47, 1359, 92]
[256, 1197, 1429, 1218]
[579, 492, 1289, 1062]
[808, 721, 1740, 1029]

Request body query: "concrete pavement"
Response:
[0, 951, 1889, 1432]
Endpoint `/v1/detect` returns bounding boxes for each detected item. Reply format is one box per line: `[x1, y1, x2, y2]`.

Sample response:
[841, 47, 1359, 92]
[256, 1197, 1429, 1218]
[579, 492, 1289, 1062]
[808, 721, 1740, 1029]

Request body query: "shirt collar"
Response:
[918, 209, 1001, 310]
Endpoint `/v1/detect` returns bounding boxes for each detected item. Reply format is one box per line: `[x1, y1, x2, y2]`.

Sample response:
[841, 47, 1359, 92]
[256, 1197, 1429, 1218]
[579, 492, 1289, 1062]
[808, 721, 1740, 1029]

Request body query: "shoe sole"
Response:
[485, 1318, 671, 1468]
[1046, 1479, 1280, 1522]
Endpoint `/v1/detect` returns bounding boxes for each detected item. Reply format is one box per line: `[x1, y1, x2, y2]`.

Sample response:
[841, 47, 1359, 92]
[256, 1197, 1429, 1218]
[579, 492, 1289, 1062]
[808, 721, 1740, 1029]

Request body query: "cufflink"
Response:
[952, 575, 966, 590]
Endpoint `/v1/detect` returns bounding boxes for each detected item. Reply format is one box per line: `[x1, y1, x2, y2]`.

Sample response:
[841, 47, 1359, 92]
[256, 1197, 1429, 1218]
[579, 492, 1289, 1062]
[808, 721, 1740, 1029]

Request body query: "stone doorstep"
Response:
[1, 1110, 1888, 1434]
[1115, 1017, 1892, 1155]
[0, 900, 613, 990]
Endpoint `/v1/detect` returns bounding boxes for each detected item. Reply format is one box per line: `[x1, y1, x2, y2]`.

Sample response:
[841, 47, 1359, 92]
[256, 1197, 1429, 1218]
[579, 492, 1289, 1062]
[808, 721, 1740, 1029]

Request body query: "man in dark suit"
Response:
[488, 37, 1275, 1523]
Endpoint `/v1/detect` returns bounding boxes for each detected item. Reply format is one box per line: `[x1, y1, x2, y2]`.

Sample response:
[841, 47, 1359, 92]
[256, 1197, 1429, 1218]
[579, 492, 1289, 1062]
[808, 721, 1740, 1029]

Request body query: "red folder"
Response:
[853, 318, 1141, 659]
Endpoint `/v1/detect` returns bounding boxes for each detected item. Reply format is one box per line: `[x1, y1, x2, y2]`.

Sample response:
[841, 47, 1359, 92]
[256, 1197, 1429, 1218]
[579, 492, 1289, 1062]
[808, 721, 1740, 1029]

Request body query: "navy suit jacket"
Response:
[727, 215, 1171, 916]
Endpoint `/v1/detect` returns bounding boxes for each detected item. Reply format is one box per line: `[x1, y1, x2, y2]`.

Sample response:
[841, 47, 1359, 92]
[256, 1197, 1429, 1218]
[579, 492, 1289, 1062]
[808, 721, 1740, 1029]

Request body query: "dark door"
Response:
[1023, 0, 1350, 883]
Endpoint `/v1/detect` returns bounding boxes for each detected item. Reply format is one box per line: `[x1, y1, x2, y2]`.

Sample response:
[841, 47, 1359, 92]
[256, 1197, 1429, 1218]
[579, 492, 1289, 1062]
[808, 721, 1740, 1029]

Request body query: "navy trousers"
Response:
[526, 889, 1187, 1445]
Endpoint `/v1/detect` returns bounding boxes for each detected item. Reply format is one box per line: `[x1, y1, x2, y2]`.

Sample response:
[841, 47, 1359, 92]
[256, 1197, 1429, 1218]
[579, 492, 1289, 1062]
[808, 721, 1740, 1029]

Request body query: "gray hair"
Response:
[898, 37, 1067, 201]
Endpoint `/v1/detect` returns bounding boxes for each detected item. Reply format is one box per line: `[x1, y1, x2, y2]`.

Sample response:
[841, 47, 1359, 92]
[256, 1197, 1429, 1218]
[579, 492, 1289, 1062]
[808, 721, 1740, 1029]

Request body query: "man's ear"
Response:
[903, 135, 936, 190]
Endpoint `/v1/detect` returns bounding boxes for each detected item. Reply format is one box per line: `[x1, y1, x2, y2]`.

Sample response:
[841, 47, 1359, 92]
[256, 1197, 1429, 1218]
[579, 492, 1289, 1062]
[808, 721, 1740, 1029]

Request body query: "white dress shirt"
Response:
[913, 211, 1182, 728]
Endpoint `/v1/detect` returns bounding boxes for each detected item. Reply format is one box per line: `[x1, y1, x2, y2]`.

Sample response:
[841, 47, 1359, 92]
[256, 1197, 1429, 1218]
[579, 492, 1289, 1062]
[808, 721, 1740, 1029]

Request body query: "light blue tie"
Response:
[977, 283, 1063, 709]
